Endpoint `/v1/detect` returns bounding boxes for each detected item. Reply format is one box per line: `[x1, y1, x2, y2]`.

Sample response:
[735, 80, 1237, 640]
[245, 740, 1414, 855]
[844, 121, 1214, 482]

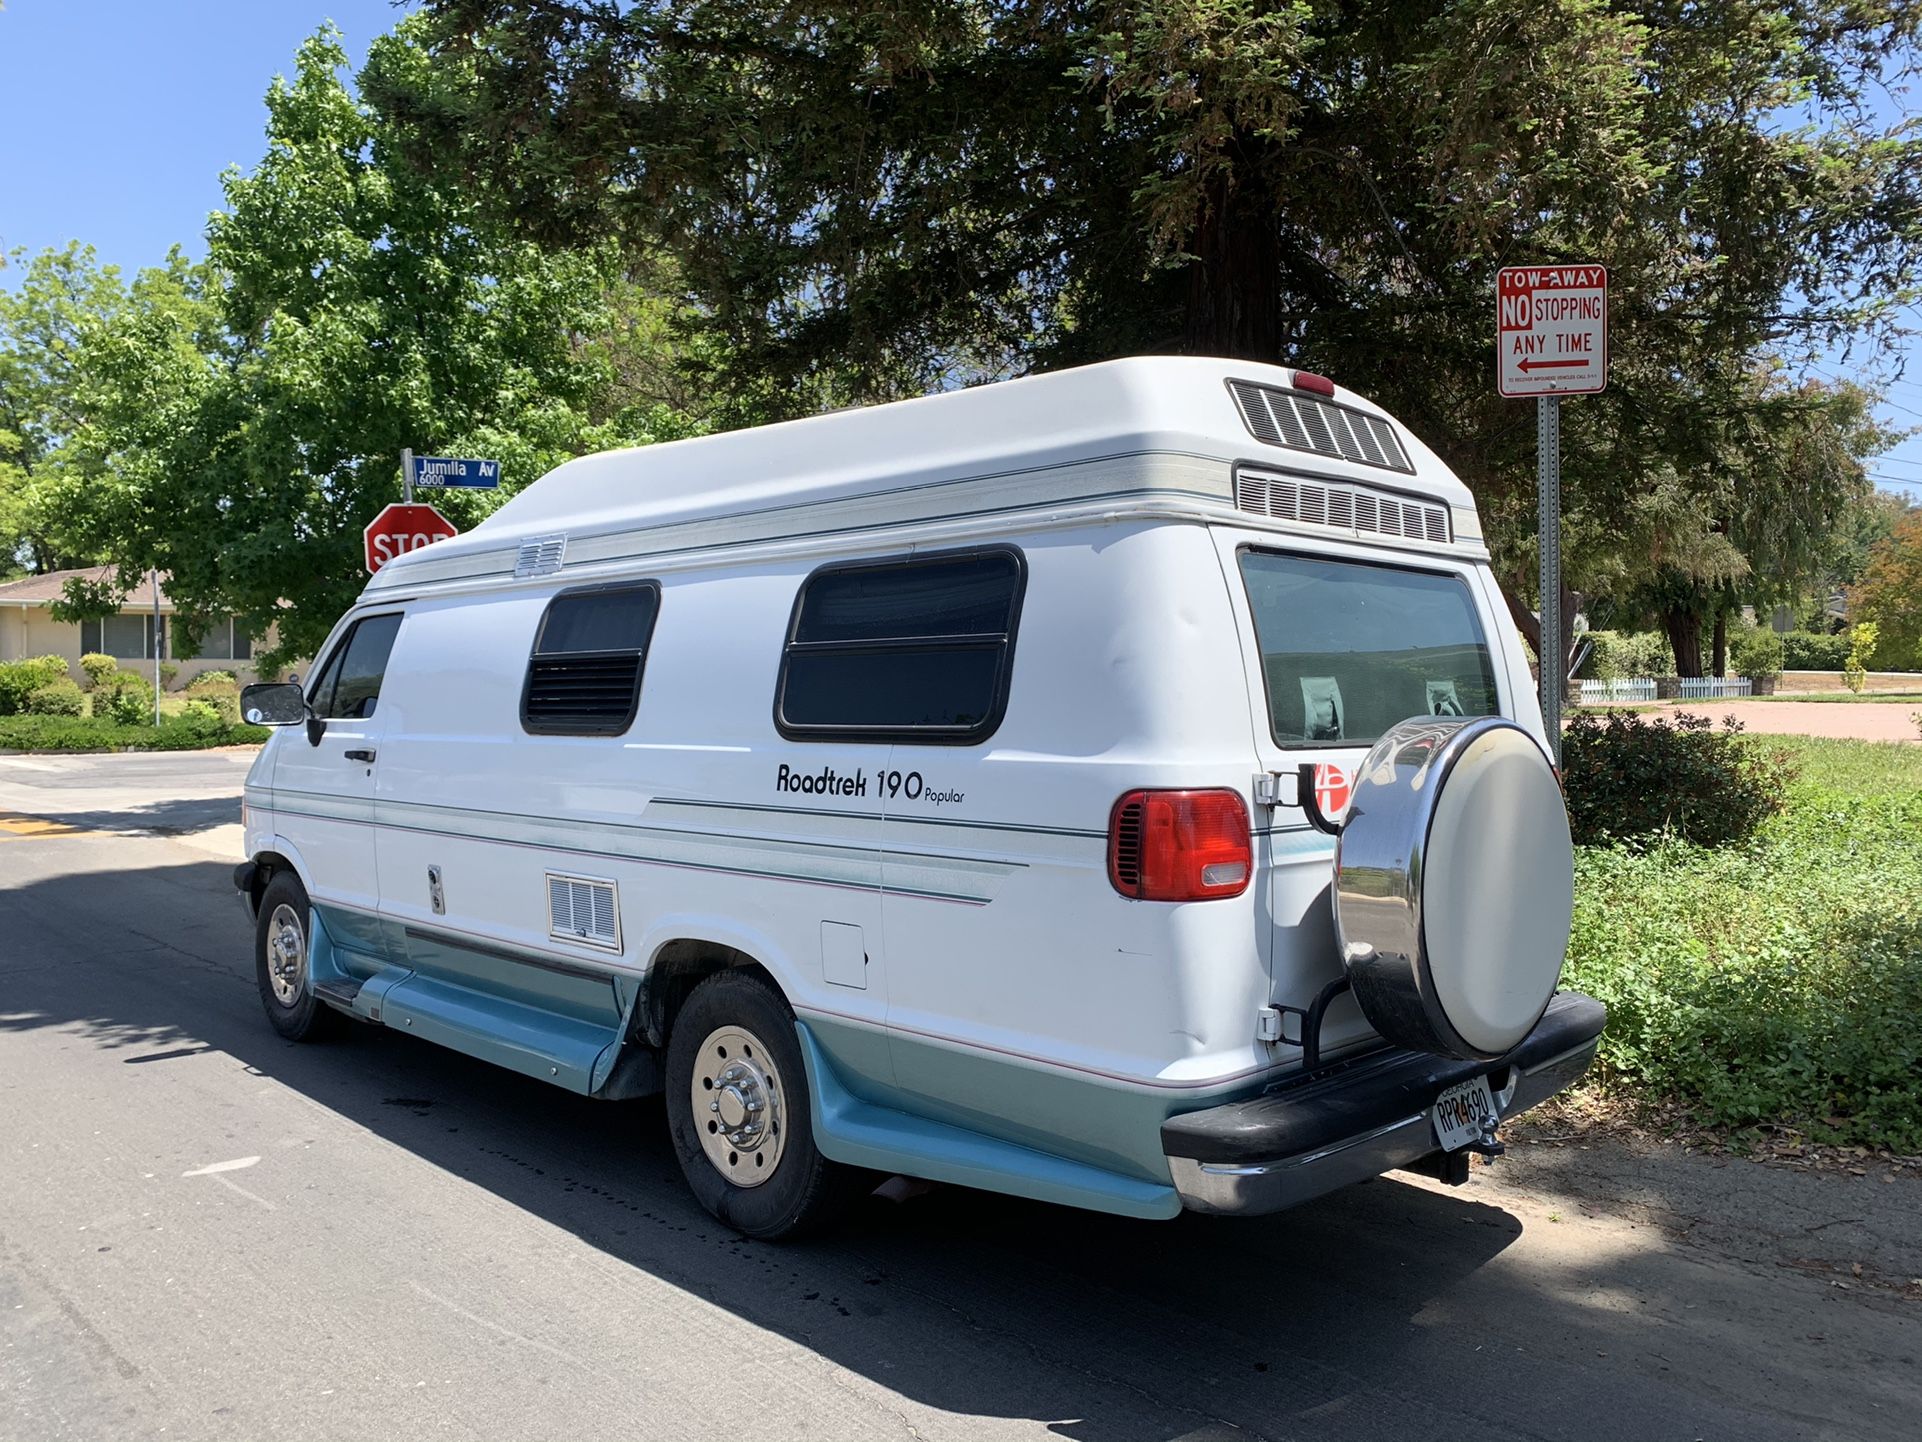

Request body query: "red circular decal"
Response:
[1313, 762, 1352, 816]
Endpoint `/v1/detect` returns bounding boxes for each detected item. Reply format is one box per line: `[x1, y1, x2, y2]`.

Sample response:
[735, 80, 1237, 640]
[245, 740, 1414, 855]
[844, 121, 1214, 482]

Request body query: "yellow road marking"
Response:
[0, 814, 86, 838]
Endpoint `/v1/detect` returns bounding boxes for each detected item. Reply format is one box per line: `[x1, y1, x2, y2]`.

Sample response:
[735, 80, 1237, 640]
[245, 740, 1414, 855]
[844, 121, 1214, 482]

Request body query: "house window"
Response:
[80, 614, 165, 660]
[775, 547, 1026, 744]
[188, 617, 255, 661]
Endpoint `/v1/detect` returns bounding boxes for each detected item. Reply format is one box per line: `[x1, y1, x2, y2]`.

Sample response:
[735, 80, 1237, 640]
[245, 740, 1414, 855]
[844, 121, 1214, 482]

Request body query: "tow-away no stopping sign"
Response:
[1497, 265, 1608, 397]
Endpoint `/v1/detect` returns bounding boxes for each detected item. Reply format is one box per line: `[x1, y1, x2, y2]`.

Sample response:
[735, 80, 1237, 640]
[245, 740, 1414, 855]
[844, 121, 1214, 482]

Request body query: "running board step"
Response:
[312, 978, 364, 1008]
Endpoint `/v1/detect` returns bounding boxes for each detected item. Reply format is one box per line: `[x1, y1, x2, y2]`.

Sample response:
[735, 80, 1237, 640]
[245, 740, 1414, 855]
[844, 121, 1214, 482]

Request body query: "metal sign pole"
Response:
[401, 447, 415, 505]
[152, 569, 163, 726]
[1537, 395, 1562, 763]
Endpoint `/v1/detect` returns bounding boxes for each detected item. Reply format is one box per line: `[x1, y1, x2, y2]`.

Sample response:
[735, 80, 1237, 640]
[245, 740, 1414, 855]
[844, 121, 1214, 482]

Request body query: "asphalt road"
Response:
[2, 751, 1917, 1441]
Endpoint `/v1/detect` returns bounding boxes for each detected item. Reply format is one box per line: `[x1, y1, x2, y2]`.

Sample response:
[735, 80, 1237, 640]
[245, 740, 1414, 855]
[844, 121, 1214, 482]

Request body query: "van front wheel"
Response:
[254, 871, 338, 1042]
[665, 969, 862, 1239]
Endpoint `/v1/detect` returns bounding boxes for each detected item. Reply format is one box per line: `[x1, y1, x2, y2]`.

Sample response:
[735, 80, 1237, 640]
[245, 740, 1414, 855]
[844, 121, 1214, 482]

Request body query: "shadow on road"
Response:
[0, 849, 1812, 1442]
[29, 794, 240, 836]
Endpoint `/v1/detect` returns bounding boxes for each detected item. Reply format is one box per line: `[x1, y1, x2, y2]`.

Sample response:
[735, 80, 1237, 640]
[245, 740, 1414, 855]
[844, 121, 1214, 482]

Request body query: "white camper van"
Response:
[237, 357, 1603, 1239]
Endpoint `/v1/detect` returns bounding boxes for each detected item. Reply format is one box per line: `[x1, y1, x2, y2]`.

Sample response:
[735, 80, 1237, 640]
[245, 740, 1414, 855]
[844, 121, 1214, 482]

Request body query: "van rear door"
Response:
[1210, 528, 1519, 1062]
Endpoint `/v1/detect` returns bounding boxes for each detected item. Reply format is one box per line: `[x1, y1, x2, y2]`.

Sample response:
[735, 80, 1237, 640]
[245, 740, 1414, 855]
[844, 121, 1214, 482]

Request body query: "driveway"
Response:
[2, 751, 1917, 1440]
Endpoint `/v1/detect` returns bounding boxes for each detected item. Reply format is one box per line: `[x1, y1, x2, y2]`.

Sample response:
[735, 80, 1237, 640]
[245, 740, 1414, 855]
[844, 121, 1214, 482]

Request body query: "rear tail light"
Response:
[1290, 370, 1337, 397]
[1108, 789, 1252, 901]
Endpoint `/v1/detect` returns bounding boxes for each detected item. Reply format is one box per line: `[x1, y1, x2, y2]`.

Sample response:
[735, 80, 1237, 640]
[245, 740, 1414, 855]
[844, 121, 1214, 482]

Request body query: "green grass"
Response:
[1565, 737, 1922, 1151]
[0, 713, 269, 752]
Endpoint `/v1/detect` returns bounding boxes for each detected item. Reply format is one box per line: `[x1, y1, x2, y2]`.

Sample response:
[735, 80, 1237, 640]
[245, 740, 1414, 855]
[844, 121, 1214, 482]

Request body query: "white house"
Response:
[0, 566, 278, 683]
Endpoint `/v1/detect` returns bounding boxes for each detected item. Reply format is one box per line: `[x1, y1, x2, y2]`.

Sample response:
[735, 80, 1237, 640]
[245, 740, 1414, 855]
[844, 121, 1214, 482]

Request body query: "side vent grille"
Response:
[1110, 796, 1144, 889]
[515, 534, 567, 578]
[1235, 471, 1451, 546]
[547, 872, 620, 951]
[523, 653, 642, 733]
[1228, 380, 1414, 473]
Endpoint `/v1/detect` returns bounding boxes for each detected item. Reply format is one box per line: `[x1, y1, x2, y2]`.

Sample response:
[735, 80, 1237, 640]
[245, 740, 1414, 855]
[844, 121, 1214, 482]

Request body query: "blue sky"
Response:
[0, 0, 1916, 499]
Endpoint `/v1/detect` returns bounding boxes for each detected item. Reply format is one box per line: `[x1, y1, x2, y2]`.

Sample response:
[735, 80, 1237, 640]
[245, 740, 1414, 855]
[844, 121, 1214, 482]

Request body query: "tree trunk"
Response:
[1664, 609, 1705, 677]
[1711, 607, 1728, 678]
[1501, 578, 1579, 706]
[1181, 136, 1280, 361]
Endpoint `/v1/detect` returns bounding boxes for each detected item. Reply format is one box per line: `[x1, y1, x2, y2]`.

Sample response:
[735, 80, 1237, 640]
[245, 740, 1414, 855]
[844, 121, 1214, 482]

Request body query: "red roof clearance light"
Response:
[1290, 371, 1337, 397]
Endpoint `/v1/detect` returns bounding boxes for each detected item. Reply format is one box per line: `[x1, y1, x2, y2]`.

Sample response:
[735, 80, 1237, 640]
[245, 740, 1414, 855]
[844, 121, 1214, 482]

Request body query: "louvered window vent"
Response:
[547, 872, 621, 951]
[1228, 380, 1414, 474]
[1235, 470, 1451, 546]
[524, 653, 644, 730]
[515, 534, 567, 578]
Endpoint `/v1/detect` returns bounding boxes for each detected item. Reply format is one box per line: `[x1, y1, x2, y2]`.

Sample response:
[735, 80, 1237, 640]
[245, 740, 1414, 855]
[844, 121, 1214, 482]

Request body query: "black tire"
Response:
[665, 968, 864, 1240]
[255, 871, 339, 1042]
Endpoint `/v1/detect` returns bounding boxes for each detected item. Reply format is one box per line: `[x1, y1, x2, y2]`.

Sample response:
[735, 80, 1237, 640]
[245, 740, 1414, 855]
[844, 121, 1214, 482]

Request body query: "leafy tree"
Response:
[396, 0, 1922, 670]
[0, 244, 127, 574]
[51, 23, 699, 667]
[1850, 509, 1922, 671]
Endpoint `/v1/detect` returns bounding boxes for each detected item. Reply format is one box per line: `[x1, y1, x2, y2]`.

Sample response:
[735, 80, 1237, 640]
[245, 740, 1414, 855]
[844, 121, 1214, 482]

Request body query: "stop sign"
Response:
[364, 502, 458, 574]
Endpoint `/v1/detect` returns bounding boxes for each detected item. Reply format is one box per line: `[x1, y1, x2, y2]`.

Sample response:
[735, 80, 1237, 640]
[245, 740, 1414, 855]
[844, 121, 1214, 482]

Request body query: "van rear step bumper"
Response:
[1161, 991, 1605, 1216]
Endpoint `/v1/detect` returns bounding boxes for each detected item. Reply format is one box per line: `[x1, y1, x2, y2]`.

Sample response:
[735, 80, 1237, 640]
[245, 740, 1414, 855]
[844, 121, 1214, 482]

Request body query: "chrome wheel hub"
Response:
[266, 902, 306, 1006]
[691, 1024, 785, 1186]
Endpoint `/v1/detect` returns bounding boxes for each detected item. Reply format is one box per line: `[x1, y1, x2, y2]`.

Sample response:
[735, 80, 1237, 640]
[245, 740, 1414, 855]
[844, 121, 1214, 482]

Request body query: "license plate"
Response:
[1431, 1075, 1498, 1152]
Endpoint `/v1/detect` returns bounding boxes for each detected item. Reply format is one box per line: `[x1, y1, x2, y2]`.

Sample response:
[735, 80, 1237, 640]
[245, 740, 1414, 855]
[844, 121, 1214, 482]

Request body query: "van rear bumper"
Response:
[1161, 991, 1605, 1216]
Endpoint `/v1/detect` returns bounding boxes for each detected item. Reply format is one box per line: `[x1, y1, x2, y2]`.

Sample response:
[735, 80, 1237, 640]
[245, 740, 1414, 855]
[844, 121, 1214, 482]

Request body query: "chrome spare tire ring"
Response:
[266, 902, 307, 1007]
[690, 1023, 786, 1187]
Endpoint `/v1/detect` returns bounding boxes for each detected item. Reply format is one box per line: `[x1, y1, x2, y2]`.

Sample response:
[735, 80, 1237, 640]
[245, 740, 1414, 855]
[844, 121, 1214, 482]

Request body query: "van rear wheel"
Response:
[665, 969, 862, 1240]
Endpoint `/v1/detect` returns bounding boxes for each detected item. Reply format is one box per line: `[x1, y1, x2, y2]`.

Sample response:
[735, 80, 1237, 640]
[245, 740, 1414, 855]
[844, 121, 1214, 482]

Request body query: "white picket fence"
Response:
[1575, 676, 1754, 704]
[1576, 678, 1657, 704]
[1677, 677, 1753, 700]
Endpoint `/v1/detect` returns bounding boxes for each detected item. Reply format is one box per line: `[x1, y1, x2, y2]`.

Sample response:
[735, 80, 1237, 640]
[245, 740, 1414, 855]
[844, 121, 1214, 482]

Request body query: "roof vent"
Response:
[515, 535, 567, 578]
[1228, 379, 1414, 474]
[547, 872, 620, 951]
[1235, 470, 1451, 546]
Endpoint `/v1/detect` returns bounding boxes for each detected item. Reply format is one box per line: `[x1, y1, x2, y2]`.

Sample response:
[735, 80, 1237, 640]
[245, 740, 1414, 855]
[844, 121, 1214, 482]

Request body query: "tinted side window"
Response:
[521, 582, 661, 736]
[311, 613, 404, 721]
[777, 549, 1024, 744]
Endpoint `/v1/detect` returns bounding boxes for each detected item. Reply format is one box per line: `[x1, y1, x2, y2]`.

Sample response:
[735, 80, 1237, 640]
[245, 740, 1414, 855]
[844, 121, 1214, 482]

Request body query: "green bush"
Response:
[25, 679, 87, 716]
[79, 652, 117, 690]
[0, 655, 71, 715]
[1730, 626, 1783, 681]
[1566, 757, 1922, 1151]
[182, 674, 241, 724]
[1577, 629, 1673, 680]
[104, 685, 149, 725]
[1843, 621, 1878, 693]
[174, 698, 226, 737]
[1780, 630, 1850, 670]
[0, 713, 270, 752]
[1561, 709, 1796, 847]
[159, 660, 180, 690]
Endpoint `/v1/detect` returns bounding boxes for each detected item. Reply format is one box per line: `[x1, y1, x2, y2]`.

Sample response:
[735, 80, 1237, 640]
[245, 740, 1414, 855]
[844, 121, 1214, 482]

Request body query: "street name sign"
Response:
[365, 502, 458, 574]
[409, 455, 501, 489]
[1497, 265, 1608, 397]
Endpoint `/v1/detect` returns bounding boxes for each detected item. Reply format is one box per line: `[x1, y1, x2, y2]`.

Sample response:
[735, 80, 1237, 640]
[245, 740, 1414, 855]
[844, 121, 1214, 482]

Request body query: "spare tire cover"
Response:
[1331, 716, 1574, 1060]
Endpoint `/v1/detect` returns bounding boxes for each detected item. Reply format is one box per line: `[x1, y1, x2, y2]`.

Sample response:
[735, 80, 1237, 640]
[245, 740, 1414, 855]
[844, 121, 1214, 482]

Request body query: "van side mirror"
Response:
[240, 681, 311, 728]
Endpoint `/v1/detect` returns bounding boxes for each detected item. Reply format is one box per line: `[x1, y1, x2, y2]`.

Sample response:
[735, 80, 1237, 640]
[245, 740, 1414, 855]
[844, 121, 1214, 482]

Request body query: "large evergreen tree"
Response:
[394, 0, 1922, 665]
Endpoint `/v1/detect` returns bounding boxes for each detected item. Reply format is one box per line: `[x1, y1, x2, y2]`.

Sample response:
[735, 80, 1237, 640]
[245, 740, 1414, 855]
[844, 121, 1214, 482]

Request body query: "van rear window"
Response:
[1238, 550, 1498, 748]
[776, 548, 1024, 744]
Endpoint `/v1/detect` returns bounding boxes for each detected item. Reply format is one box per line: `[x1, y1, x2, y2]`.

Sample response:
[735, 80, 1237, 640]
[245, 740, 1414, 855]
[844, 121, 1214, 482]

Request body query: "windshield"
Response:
[1238, 549, 1500, 748]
